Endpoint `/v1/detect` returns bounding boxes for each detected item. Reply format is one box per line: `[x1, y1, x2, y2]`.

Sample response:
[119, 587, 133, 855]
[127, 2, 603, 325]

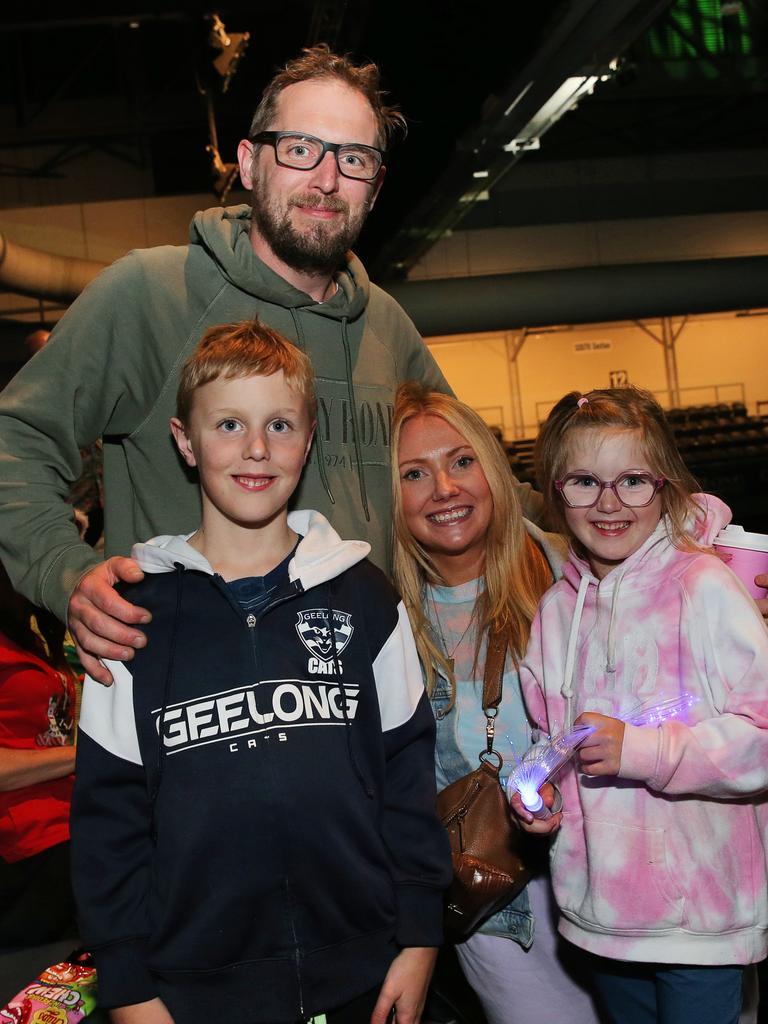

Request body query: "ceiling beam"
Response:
[384, 256, 768, 335]
[370, 0, 674, 279]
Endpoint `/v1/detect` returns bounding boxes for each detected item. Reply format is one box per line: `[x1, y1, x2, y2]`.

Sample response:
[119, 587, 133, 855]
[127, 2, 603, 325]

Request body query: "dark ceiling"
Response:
[1, 0, 766, 280]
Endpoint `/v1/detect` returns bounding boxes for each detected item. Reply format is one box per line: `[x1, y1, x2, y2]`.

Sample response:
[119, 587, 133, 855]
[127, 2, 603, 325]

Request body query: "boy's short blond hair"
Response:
[176, 320, 317, 425]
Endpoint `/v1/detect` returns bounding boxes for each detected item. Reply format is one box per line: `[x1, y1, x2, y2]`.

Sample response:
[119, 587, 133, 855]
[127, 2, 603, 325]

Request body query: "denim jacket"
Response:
[430, 665, 535, 946]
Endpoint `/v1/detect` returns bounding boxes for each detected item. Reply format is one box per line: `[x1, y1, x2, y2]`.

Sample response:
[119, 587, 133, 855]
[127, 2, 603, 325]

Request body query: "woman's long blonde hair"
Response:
[391, 382, 552, 695]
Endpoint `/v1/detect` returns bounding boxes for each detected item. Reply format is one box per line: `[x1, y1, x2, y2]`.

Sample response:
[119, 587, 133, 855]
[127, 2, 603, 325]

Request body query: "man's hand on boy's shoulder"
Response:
[110, 998, 175, 1024]
[371, 947, 438, 1024]
[68, 556, 151, 685]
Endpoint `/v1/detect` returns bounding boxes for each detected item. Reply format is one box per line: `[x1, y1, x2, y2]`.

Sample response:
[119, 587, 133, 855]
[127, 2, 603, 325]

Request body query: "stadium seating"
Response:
[507, 401, 768, 531]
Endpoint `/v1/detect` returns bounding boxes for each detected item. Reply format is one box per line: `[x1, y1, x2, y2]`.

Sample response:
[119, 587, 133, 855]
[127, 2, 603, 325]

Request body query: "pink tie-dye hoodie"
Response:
[520, 495, 768, 965]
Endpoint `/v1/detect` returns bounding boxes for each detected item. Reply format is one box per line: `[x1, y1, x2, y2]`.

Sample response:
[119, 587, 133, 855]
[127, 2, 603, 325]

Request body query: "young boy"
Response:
[71, 321, 451, 1024]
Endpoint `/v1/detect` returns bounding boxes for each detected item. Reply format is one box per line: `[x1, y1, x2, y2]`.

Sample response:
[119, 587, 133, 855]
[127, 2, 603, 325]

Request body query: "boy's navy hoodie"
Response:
[71, 510, 451, 1023]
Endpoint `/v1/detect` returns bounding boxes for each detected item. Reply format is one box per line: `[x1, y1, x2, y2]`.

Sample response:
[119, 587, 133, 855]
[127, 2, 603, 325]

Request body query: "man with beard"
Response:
[0, 45, 542, 686]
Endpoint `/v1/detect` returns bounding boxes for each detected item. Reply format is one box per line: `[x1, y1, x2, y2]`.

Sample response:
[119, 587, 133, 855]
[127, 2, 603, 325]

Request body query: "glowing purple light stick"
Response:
[507, 695, 698, 820]
[506, 724, 595, 819]
[623, 692, 698, 728]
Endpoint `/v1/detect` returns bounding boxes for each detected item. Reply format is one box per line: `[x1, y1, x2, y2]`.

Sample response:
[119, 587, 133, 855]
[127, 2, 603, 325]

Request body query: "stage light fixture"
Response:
[503, 74, 602, 153]
[206, 144, 240, 204]
[208, 14, 250, 93]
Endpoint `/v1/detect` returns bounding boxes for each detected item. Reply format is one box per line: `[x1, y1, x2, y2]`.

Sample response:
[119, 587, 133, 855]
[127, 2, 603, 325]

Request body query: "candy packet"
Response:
[0, 950, 97, 1024]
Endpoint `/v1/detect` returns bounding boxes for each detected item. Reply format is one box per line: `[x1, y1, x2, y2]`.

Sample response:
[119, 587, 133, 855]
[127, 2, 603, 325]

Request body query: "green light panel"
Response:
[646, 0, 753, 62]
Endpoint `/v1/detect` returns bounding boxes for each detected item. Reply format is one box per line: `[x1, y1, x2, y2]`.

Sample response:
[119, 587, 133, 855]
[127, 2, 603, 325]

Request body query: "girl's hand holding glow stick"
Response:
[509, 782, 561, 834]
[575, 712, 626, 776]
[506, 724, 594, 830]
[508, 694, 699, 826]
[577, 693, 699, 776]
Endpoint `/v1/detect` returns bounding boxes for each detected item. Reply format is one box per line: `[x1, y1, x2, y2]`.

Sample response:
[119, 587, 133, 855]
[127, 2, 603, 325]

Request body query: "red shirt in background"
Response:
[0, 631, 76, 863]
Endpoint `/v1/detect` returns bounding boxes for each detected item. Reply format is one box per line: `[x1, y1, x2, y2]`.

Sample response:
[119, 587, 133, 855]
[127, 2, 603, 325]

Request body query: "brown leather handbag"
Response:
[435, 632, 533, 937]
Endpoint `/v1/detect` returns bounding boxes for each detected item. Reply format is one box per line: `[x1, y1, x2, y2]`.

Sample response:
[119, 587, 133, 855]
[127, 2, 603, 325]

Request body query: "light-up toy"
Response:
[506, 693, 699, 819]
[506, 724, 595, 819]
[624, 692, 698, 727]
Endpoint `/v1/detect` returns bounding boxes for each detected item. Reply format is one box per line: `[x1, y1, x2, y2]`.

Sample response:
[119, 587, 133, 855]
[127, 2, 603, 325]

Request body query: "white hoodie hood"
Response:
[131, 509, 371, 592]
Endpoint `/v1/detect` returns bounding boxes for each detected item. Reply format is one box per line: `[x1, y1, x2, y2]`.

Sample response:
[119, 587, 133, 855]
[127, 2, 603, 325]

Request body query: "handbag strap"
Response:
[482, 629, 507, 756]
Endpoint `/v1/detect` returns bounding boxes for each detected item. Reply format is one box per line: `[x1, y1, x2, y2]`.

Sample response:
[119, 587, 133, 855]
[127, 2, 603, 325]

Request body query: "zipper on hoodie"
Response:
[239, 577, 307, 1012]
[228, 580, 306, 713]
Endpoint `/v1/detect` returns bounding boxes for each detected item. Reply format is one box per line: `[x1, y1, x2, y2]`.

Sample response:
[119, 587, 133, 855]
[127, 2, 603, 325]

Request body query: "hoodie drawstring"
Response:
[561, 564, 630, 729]
[561, 574, 590, 731]
[605, 565, 629, 674]
[290, 307, 335, 507]
[289, 307, 306, 352]
[340, 317, 370, 522]
[312, 426, 336, 507]
[326, 584, 373, 798]
[151, 562, 184, 838]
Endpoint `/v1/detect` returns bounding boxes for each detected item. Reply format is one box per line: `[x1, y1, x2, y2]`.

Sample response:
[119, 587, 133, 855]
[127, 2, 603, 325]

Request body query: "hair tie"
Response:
[576, 396, 589, 408]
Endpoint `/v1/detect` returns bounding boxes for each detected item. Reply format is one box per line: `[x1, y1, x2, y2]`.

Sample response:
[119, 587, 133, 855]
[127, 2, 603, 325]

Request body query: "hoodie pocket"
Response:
[553, 816, 684, 933]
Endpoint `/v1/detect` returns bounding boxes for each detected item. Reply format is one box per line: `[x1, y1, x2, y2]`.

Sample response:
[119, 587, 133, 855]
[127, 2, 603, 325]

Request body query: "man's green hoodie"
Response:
[0, 205, 541, 621]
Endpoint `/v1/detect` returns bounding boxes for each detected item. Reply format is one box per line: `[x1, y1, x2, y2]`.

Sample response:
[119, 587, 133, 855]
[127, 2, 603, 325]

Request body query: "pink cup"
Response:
[713, 525, 768, 599]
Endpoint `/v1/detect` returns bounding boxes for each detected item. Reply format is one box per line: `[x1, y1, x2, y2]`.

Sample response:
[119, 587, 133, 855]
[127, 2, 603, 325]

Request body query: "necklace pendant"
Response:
[446, 656, 455, 676]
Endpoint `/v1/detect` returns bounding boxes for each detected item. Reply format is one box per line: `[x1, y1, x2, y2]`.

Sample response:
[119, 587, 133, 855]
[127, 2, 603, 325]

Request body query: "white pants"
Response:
[454, 874, 602, 1024]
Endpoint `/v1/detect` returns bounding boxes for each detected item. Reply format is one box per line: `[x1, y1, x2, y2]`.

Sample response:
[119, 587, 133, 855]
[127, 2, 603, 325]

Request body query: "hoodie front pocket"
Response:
[553, 816, 684, 933]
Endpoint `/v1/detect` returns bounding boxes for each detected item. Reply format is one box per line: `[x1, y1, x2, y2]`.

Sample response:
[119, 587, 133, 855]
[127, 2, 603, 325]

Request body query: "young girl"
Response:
[513, 386, 768, 1024]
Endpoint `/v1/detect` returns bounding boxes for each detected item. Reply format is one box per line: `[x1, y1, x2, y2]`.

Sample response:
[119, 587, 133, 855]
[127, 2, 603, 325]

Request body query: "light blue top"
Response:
[427, 576, 532, 791]
[426, 519, 567, 945]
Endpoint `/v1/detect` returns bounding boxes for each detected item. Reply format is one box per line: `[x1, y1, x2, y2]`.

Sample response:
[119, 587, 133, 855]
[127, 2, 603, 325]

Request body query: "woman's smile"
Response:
[398, 414, 493, 583]
[427, 505, 473, 525]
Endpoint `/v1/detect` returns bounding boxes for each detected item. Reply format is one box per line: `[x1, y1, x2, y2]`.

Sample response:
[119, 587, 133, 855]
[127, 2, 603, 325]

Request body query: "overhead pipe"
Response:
[0, 232, 106, 304]
[384, 257, 768, 337]
[2, 234, 766, 338]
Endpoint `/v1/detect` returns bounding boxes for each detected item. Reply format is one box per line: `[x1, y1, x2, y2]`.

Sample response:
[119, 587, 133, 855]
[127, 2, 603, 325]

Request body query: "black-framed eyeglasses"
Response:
[250, 131, 384, 181]
[554, 472, 666, 509]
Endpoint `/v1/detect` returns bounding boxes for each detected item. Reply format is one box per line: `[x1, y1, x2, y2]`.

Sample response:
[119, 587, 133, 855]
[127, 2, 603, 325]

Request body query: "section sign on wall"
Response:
[573, 340, 612, 353]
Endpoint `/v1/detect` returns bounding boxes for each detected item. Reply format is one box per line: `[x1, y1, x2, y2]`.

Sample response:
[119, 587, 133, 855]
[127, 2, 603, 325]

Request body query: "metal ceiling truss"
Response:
[369, 0, 677, 279]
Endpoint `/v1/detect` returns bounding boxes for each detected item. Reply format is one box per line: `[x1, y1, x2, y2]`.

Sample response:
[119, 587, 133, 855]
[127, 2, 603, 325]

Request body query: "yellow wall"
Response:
[0, 190, 249, 323]
[427, 311, 768, 438]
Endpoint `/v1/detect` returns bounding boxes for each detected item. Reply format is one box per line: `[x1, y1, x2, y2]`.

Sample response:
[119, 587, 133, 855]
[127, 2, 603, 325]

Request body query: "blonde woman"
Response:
[392, 382, 601, 1024]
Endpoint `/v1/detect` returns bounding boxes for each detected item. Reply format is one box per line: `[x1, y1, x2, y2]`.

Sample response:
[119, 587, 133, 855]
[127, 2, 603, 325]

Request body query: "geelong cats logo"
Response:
[296, 609, 354, 662]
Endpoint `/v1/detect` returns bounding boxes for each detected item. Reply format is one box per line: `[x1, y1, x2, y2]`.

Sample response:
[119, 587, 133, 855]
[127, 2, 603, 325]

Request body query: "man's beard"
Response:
[251, 179, 370, 276]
